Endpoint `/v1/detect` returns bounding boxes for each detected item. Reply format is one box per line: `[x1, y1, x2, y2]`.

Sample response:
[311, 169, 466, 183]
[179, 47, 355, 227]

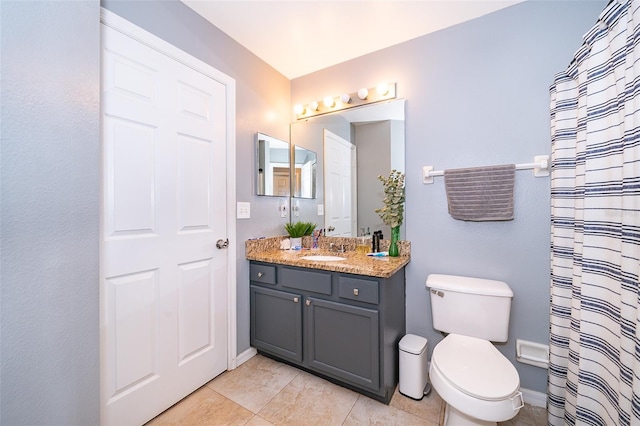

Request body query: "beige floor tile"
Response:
[146, 354, 549, 426]
[245, 415, 275, 426]
[343, 394, 433, 426]
[257, 370, 359, 426]
[388, 387, 443, 423]
[145, 386, 254, 426]
[498, 403, 547, 426]
[207, 354, 301, 413]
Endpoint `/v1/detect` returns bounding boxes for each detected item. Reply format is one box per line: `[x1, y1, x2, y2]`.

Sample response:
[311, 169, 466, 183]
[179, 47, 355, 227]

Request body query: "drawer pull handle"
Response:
[353, 288, 359, 296]
[257, 272, 263, 278]
[293, 297, 299, 303]
[306, 299, 311, 306]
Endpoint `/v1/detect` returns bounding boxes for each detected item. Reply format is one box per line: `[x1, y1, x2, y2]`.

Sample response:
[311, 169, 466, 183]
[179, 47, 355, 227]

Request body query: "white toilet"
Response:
[426, 274, 523, 426]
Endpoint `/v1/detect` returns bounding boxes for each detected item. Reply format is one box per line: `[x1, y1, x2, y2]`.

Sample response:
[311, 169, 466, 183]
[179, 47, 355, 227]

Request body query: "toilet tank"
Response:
[426, 274, 513, 342]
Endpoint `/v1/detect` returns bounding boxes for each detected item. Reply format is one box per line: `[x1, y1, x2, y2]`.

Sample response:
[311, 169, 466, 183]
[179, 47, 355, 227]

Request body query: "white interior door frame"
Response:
[100, 8, 238, 370]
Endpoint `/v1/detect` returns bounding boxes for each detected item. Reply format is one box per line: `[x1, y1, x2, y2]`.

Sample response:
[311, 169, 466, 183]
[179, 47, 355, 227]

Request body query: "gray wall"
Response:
[0, 1, 101, 424]
[292, 1, 605, 393]
[101, 0, 292, 355]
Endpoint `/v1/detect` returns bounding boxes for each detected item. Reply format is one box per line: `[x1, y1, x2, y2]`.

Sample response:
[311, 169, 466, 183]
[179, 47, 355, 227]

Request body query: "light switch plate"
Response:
[237, 202, 250, 219]
[317, 204, 324, 216]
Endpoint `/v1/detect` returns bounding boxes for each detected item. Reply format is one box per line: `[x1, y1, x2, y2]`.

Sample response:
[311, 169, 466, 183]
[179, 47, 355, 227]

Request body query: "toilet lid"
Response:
[432, 334, 519, 401]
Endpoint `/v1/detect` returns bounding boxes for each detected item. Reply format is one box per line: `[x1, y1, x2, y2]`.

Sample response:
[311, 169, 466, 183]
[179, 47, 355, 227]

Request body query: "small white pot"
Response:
[289, 237, 302, 250]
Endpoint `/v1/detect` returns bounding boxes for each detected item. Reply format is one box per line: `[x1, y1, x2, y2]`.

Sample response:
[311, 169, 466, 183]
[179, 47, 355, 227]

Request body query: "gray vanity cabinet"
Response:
[249, 261, 406, 404]
[306, 297, 380, 391]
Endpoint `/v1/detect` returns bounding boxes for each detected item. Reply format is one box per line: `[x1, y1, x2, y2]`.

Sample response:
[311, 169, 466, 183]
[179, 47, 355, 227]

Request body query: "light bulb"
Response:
[376, 83, 389, 96]
[357, 88, 369, 100]
[323, 96, 335, 108]
[340, 93, 351, 104]
[310, 101, 319, 111]
[294, 104, 305, 115]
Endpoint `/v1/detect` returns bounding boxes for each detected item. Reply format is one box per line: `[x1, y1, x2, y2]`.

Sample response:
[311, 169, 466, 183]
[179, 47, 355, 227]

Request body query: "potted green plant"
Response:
[374, 170, 405, 257]
[284, 221, 316, 249]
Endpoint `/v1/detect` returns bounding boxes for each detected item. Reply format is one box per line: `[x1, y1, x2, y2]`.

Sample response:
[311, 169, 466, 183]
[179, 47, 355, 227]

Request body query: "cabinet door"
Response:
[305, 298, 379, 391]
[251, 285, 302, 362]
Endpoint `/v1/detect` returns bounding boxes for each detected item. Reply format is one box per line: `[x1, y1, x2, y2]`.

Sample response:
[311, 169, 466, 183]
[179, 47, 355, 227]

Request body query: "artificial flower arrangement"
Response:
[374, 170, 405, 256]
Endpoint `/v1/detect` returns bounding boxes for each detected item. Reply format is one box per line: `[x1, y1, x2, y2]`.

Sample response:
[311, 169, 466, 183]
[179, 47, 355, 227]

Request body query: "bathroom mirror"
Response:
[290, 99, 405, 238]
[255, 133, 290, 196]
[293, 146, 317, 199]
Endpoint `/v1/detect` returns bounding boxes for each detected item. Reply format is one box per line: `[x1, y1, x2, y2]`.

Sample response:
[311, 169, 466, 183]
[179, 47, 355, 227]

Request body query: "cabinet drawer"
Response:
[338, 276, 379, 305]
[280, 267, 332, 295]
[250, 263, 276, 284]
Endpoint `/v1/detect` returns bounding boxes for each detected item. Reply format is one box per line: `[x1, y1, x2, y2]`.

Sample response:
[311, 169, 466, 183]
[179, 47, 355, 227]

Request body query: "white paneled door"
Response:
[324, 130, 356, 237]
[100, 13, 234, 426]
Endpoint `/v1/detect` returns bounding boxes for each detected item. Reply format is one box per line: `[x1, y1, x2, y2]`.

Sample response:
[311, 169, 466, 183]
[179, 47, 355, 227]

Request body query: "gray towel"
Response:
[443, 164, 516, 221]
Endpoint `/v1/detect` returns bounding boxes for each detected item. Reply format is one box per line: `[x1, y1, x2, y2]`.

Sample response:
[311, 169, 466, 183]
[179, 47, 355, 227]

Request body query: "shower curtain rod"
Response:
[421, 155, 549, 184]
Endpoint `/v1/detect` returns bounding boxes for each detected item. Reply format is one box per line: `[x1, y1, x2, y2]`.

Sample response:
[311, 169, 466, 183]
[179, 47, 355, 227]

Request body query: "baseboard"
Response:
[234, 347, 257, 367]
[521, 387, 546, 408]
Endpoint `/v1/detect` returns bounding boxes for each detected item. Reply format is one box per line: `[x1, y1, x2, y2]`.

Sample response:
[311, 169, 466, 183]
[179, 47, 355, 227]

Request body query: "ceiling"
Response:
[181, 1, 524, 80]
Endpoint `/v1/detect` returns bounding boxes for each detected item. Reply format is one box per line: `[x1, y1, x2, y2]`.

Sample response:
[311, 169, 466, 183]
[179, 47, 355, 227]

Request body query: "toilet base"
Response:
[444, 404, 496, 426]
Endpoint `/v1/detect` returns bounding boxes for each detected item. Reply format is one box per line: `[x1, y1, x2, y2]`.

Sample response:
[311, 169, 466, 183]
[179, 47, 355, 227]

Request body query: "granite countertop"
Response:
[246, 236, 410, 278]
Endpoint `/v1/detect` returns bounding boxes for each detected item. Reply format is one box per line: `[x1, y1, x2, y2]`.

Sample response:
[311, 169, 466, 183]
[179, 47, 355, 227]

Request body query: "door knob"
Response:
[327, 226, 335, 232]
[216, 239, 229, 249]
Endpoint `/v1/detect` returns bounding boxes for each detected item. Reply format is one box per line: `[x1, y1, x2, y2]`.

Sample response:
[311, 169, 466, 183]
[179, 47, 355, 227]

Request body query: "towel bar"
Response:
[422, 155, 549, 184]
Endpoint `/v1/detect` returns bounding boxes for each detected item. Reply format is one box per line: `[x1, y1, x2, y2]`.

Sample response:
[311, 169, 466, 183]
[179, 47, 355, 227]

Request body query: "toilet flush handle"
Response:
[510, 392, 524, 410]
[431, 289, 445, 297]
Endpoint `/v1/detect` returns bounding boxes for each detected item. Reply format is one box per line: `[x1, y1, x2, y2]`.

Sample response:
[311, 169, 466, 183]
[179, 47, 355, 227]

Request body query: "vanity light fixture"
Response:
[294, 82, 396, 120]
[323, 96, 335, 108]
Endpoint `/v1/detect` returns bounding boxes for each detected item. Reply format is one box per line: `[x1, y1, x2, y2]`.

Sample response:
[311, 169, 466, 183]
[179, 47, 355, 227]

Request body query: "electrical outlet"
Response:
[237, 202, 250, 219]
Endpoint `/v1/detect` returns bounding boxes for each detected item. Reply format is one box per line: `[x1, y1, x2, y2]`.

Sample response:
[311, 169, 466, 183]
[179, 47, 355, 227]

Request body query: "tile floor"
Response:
[146, 354, 547, 426]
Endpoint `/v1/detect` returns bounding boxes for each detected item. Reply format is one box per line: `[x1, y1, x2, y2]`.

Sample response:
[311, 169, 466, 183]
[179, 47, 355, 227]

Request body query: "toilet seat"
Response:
[432, 334, 519, 400]
[430, 334, 522, 423]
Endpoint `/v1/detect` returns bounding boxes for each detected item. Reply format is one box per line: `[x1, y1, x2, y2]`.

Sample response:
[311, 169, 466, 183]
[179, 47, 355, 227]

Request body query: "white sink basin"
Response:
[301, 255, 347, 262]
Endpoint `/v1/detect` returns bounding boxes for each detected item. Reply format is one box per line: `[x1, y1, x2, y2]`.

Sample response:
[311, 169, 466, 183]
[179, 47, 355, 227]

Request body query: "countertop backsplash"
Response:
[245, 235, 410, 258]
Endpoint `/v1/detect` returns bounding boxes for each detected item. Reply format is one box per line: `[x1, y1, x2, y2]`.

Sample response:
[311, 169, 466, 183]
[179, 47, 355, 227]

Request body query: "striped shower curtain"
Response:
[549, 0, 640, 424]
